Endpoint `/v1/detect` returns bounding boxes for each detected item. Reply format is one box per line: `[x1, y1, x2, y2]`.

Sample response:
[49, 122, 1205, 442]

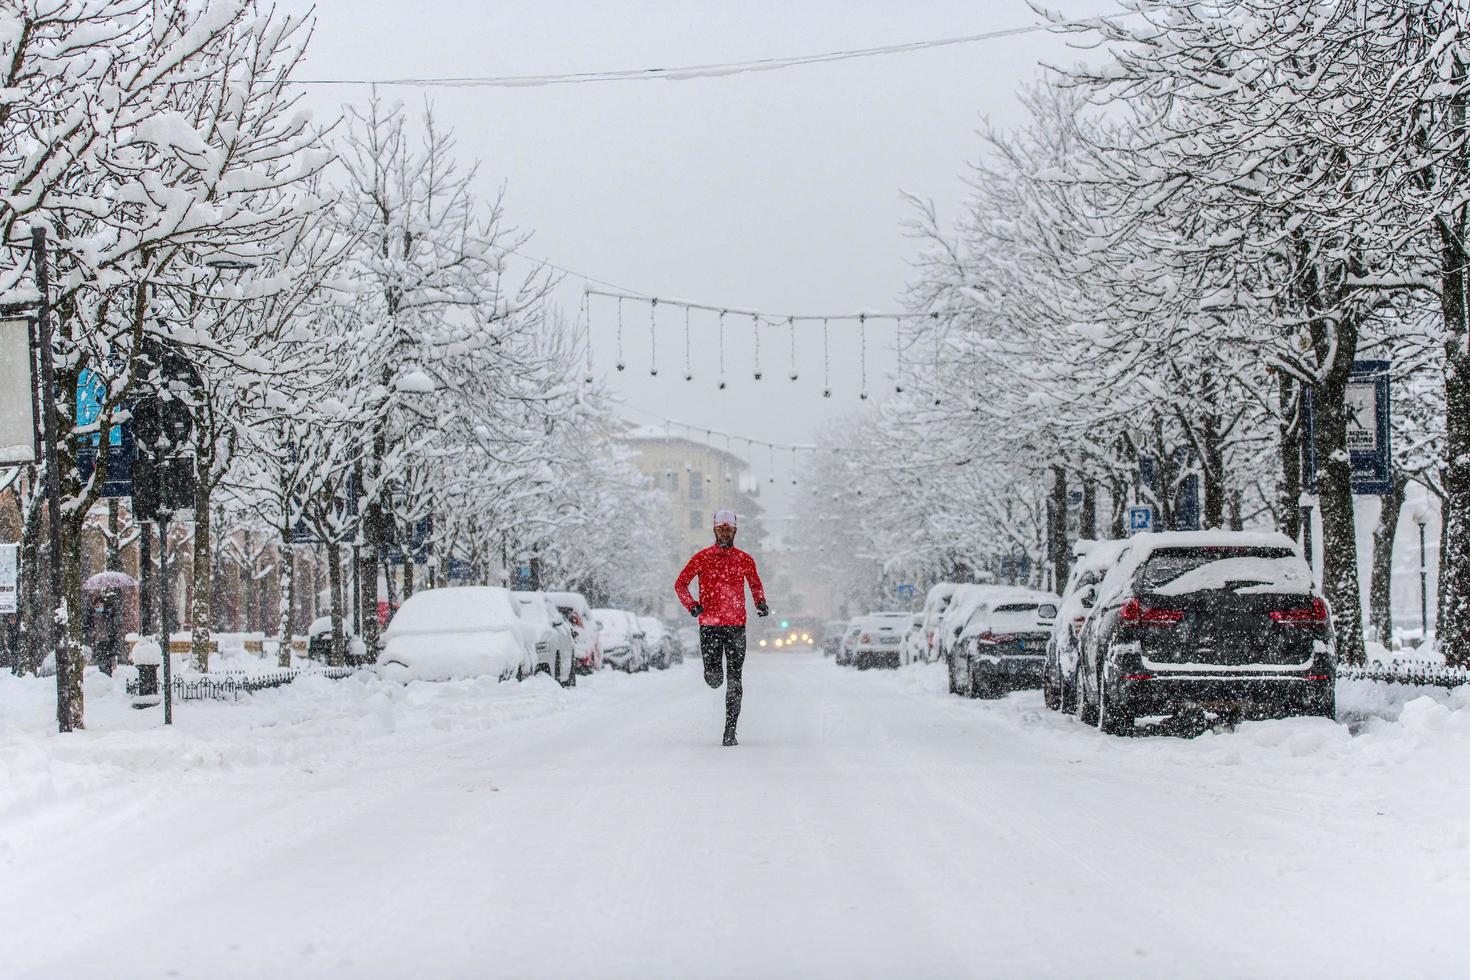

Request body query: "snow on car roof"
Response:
[387, 586, 519, 635]
[1097, 530, 1304, 604]
[544, 590, 591, 613]
[1152, 555, 1314, 596]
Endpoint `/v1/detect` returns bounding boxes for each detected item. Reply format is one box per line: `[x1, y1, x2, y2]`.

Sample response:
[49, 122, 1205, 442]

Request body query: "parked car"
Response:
[1074, 531, 1336, 735]
[640, 616, 679, 669]
[935, 583, 1013, 666]
[380, 586, 536, 682]
[512, 593, 578, 687]
[845, 612, 913, 669]
[836, 620, 863, 666]
[948, 588, 1060, 697]
[591, 608, 649, 672]
[820, 620, 848, 657]
[676, 626, 700, 662]
[899, 614, 926, 666]
[919, 583, 961, 662]
[545, 590, 602, 674]
[1044, 540, 1134, 714]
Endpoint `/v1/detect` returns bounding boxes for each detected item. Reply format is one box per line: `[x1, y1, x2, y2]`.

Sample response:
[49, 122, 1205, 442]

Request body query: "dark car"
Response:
[1074, 532, 1335, 735]
[949, 589, 1060, 697]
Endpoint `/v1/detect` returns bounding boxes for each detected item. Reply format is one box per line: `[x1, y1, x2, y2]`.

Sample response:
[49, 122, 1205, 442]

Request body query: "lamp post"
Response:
[1412, 502, 1431, 644]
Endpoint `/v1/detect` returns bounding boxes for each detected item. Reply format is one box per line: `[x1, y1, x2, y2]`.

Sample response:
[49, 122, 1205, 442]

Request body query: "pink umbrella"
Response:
[83, 570, 138, 591]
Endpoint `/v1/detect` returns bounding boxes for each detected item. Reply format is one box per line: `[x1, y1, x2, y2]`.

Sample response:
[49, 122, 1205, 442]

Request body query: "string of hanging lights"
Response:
[585, 286, 943, 398]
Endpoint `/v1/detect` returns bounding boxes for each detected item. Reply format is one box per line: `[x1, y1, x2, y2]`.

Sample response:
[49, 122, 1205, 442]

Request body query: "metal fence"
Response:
[1339, 658, 1470, 691]
[126, 666, 359, 702]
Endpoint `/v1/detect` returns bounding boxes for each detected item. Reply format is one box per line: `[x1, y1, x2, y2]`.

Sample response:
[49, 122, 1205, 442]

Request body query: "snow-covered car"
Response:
[1074, 531, 1336, 734]
[935, 583, 1014, 665]
[820, 620, 848, 657]
[545, 590, 602, 674]
[512, 592, 578, 687]
[591, 608, 649, 672]
[836, 620, 863, 666]
[899, 614, 925, 666]
[919, 583, 961, 662]
[639, 616, 678, 670]
[948, 588, 1060, 698]
[676, 626, 700, 661]
[380, 586, 536, 682]
[1044, 540, 1134, 714]
[846, 612, 913, 669]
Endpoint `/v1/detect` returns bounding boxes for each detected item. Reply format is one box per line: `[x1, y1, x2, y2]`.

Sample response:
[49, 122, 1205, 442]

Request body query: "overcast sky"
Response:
[285, 0, 1110, 521]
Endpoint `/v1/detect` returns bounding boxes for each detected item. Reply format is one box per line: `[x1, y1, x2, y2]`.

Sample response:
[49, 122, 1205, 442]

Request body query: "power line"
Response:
[294, 15, 1124, 89]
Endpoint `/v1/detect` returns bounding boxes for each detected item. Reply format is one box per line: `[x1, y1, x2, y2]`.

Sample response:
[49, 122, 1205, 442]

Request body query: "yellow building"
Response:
[620, 427, 765, 603]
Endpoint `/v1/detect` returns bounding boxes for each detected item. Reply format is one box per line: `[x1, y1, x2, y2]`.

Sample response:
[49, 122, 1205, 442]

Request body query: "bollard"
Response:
[131, 637, 163, 708]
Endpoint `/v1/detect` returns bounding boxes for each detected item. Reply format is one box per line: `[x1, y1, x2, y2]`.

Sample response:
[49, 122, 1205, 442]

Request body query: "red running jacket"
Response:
[674, 546, 767, 627]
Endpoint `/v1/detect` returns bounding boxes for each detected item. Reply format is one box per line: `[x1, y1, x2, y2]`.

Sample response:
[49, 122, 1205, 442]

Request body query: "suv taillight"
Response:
[860, 633, 871, 644]
[1270, 597, 1328, 624]
[1119, 597, 1183, 625]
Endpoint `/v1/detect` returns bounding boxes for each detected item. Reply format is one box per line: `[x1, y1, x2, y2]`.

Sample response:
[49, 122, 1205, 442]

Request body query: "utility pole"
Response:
[32, 228, 75, 733]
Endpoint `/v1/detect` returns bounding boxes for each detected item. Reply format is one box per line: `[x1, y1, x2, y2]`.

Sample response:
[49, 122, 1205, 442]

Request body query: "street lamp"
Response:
[1411, 502, 1432, 644]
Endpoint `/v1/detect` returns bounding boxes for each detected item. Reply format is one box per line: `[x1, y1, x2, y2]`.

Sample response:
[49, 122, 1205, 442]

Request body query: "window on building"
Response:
[689, 510, 702, 530]
[688, 470, 703, 500]
[664, 471, 679, 493]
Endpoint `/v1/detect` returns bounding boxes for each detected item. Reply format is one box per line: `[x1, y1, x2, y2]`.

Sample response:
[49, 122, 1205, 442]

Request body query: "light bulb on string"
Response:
[752, 313, 762, 381]
[790, 446, 798, 487]
[581, 292, 593, 384]
[718, 310, 727, 390]
[648, 298, 659, 376]
[822, 318, 832, 397]
[931, 312, 942, 406]
[683, 307, 693, 381]
[768, 443, 776, 485]
[787, 316, 798, 381]
[894, 315, 905, 394]
[859, 313, 868, 401]
[615, 296, 626, 371]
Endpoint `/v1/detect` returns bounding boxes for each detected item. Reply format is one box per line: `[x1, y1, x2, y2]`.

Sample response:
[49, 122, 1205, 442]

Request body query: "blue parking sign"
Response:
[1127, 506, 1153, 535]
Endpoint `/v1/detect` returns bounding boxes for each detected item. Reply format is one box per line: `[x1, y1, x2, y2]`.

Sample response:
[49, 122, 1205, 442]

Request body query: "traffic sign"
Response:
[1127, 506, 1154, 535]
[896, 583, 916, 601]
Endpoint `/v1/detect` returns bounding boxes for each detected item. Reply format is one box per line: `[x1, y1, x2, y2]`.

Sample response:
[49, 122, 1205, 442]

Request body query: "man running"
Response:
[674, 509, 769, 746]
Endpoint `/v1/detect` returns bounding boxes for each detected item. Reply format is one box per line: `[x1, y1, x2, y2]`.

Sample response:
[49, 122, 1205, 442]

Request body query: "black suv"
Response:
[1075, 533, 1336, 735]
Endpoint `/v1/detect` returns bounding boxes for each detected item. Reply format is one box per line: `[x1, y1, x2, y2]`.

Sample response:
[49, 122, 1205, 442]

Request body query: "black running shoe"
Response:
[722, 732, 738, 747]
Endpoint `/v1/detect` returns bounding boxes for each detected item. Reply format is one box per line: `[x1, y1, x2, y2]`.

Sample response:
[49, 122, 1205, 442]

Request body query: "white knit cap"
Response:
[713, 509, 737, 527]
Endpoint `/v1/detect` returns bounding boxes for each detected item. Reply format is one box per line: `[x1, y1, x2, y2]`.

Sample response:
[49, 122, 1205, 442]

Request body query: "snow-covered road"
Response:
[4, 651, 1469, 979]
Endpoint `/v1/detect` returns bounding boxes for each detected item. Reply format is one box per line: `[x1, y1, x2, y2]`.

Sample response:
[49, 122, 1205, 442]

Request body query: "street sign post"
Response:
[1127, 505, 1154, 535]
[896, 582, 916, 601]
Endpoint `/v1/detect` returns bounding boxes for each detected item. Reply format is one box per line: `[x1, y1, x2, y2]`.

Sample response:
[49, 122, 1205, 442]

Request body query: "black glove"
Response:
[689, 604, 704, 618]
[756, 602, 770, 618]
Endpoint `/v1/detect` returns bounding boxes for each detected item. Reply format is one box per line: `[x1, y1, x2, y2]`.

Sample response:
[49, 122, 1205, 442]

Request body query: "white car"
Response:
[591, 608, 648, 672]
[1044, 540, 1134, 714]
[545, 590, 602, 674]
[845, 612, 913, 669]
[380, 586, 536, 682]
[639, 616, 677, 670]
[899, 613, 925, 666]
[936, 584, 1018, 665]
[919, 583, 961, 662]
[948, 588, 1061, 698]
[512, 592, 578, 687]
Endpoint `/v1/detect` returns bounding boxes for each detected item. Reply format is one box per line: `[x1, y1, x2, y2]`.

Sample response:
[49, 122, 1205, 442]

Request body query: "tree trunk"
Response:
[1228, 489, 1243, 532]
[276, 544, 294, 668]
[326, 536, 346, 667]
[1050, 466, 1070, 592]
[1201, 417, 1225, 530]
[190, 472, 212, 671]
[1109, 475, 1127, 539]
[1439, 318, 1470, 665]
[1276, 374, 1302, 542]
[1368, 473, 1409, 648]
[1080, 480, 1097, 540]
[402, 555, 415, 602]
[1310, 375, 1367, 666]
[58, 515, 86, 730]
[106, 499, 121, 571]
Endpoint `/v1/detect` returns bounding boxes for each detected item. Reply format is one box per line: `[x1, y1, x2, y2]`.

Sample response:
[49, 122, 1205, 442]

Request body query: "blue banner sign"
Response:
[1302, 361, 1392, 496]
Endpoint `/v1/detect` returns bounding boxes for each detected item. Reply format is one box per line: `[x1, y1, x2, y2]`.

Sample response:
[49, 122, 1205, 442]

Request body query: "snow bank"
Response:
[0, 664, 609, 821]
